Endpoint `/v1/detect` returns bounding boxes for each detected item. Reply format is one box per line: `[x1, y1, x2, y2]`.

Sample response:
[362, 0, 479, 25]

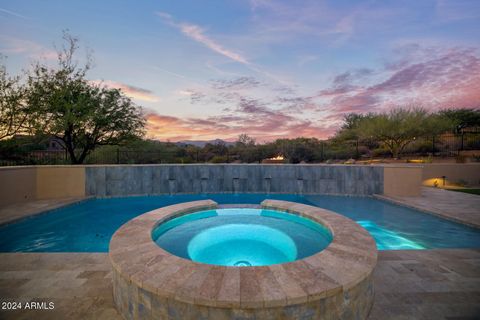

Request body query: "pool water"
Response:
[0, 193, 479, 252]
[152, 208, 332, 266]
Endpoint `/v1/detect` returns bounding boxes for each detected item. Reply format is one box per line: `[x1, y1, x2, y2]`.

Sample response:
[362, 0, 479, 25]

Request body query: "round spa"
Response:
[109, 200, 378, 320]
[152, 207, 332, 267]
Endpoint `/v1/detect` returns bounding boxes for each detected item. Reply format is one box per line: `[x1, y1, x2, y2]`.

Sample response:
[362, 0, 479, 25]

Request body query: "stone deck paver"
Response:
[0, 249, 478, 319]
[369, 249, 480, 320]
[0, 197, 90, 226]
[0, 253, 118, 320]
[375, 187, 480, 228]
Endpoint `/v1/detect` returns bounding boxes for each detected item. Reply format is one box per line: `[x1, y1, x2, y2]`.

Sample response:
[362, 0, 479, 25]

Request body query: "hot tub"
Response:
[109, 200, 377, 319]
[152, 207, 332, 267]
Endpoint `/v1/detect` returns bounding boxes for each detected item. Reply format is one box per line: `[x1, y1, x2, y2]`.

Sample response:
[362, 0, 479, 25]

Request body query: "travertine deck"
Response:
[375, 187, 480, 228]
[0, 253, 118, 319]
[369, 249, 480, 319]
[1, 249, 478, 319]
[0, 197, 90, 226]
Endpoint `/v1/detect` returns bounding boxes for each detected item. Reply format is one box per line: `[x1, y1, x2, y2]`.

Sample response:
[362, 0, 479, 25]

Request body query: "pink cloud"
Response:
[0, 36, 57, 60]
[146, 98, 334, 142]
[145, 45, 479, 142]
[319, 46, 480, 114]
[91, 80, 160, 103]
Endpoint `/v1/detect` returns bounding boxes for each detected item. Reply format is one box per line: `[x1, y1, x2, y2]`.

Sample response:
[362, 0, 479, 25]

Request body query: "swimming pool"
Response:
[0, 193, 479, 252]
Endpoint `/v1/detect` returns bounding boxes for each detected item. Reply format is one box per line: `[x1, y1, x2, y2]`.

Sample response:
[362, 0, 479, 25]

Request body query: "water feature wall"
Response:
[85, 164, 384, 197]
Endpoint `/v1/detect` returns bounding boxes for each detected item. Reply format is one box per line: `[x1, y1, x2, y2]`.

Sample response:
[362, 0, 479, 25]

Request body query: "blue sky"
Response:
[1, 0, 479, 141]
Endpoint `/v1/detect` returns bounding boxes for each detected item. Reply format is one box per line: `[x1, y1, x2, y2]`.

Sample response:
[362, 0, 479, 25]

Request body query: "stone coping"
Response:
[0, 197, 92, 226]
[374, 192, 480, 229]
[109, 199, 377, 309]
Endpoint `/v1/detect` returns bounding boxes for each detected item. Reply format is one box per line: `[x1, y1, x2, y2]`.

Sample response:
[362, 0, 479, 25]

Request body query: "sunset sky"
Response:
[1, 0, 479, 142]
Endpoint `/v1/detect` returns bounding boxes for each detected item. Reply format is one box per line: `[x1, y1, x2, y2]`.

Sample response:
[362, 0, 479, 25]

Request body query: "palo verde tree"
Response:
[0, 61, 28, 140]
[25, 33, 145, 164]
[437, 108, 480, 133]
[354, 107, 452, 159]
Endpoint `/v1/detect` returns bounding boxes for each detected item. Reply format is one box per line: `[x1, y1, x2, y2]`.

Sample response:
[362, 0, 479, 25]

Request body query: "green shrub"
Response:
[209, 155, 229, 163]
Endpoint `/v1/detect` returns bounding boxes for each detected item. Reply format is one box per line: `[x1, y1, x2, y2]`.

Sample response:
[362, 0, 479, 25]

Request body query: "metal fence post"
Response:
[461, 132, 464, 151]
[355, 139, 359, 159]
[432, 136, 435, 156]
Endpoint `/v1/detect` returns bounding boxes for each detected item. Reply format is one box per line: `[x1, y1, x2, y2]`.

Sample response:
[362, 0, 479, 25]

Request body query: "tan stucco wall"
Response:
[0, 166, 86, 207]
[421, 163, 480, 187]
[0, 167, 37, 207]
[36, 166, 86, 199]
[383, 166, 423, 197]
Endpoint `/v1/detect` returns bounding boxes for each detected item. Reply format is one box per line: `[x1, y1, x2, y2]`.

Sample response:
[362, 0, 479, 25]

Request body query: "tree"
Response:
[25, 33, 145, 164]
[236, 133, 256, 146]
[334, 113, 371, 146]
[438, 108, 480, 133]
[274, 138, 322, 163]
[0, 62, 27, 139]
[355, 107, 451, 159]
[341, 113, 366, 131]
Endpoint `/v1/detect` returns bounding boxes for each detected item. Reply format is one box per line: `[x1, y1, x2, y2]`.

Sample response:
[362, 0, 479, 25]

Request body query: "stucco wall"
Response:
[383, 166, 423, 197]
[0, 167, 37, 206]
[36, 166, 86, 199]
[421, 163, 480, 187]
[0, 166, 86, 207]
[85, 164, 384, 197]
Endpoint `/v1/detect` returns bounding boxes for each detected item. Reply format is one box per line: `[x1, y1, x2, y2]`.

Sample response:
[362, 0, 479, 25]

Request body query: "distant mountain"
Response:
[175, 139, 235, 147]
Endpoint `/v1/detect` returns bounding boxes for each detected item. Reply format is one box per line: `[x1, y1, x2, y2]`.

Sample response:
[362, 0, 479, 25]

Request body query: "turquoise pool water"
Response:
[152, 208, 332, 266]
[0, 193, 479, 252]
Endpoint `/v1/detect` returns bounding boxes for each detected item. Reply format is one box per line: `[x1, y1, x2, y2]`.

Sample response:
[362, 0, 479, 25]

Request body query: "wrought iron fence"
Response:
[1, 132, 479, 166]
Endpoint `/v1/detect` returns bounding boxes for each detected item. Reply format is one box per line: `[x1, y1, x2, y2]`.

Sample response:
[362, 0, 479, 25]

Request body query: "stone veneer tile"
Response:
[150, 294, 168, 319]
[85, 164, 386, 197]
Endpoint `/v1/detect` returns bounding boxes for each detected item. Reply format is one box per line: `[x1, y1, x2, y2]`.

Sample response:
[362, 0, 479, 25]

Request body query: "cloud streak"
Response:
[0, 7, 29, 19]
[156, 12, 248, 64]
[155, 11, 291, 85]
[92, 80, 160, 102]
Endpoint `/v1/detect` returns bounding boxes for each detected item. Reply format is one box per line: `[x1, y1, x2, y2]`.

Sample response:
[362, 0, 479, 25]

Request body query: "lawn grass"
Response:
[448, 188, 480, 195]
